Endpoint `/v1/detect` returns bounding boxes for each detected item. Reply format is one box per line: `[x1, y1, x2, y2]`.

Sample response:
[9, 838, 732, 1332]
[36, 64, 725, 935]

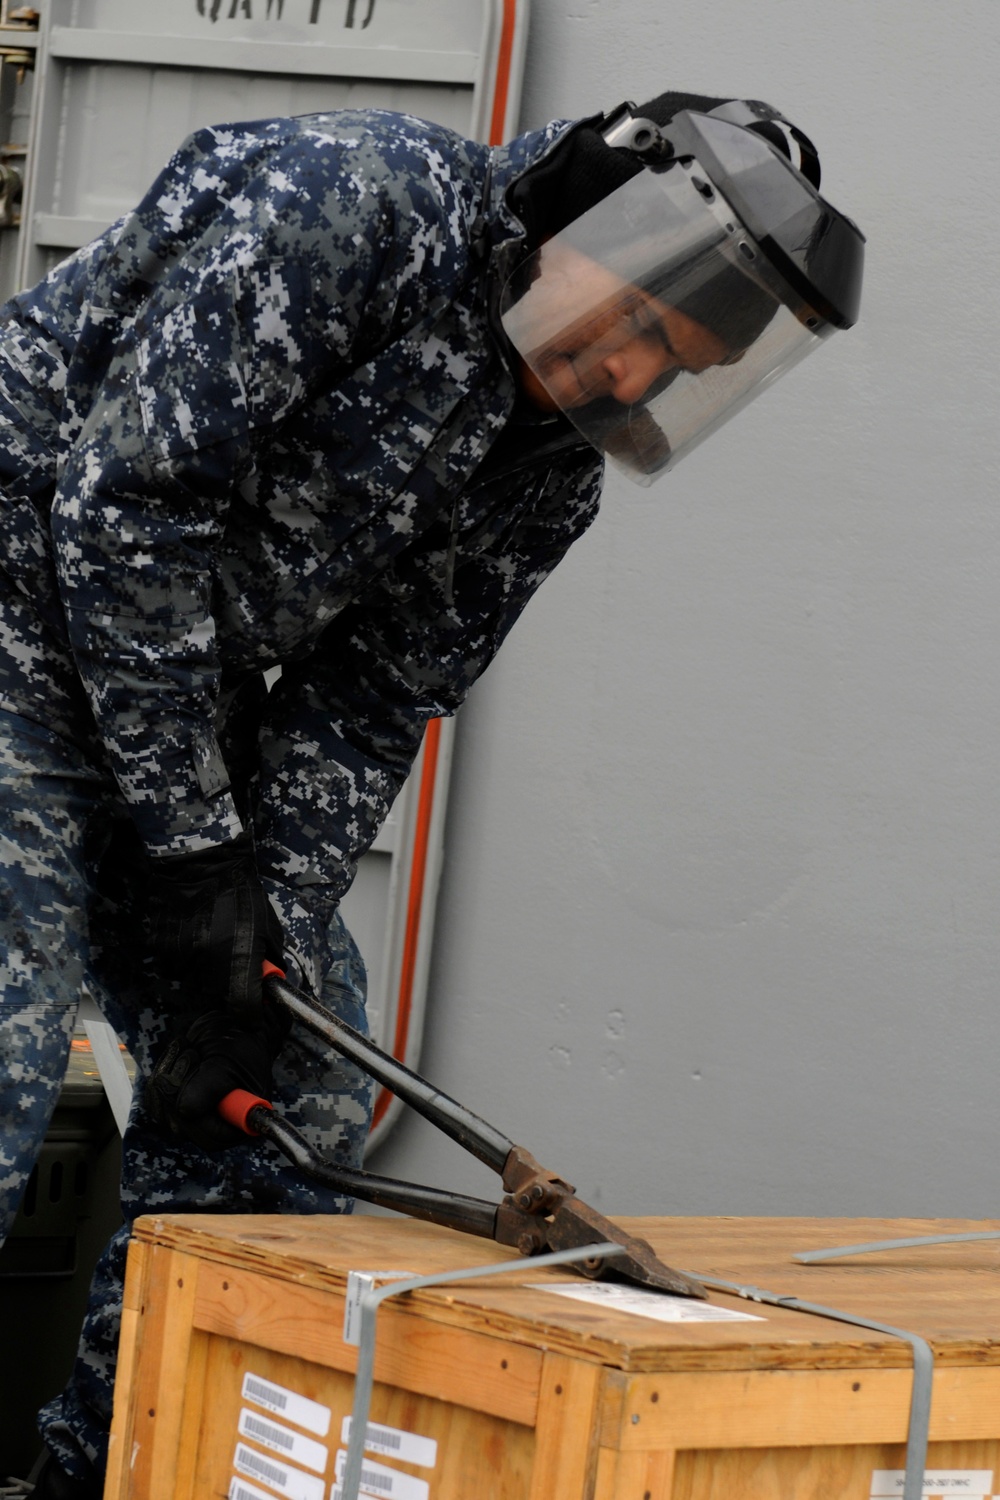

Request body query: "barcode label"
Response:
[229, 1480, 275, 1500]
[233, 1443, 324, 1500]
[334, 1449, 429, 1500]
[340, 1418, 437, 1469]
[242, 1373, 331, 1438]
[239, 1410, 327, 1475]
[246, 1377, 286, 1411]
[245, 1415, 294, 1452]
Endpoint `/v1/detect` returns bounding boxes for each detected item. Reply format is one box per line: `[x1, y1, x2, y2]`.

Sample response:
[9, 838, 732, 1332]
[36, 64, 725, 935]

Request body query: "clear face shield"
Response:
[499, 162, 831, 485]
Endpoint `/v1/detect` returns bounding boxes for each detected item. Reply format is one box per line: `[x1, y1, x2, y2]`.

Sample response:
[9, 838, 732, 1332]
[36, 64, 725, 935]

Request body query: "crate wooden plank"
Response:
[671, 1439, 1000, 1500]
[599, 1363, 1000, 1450]
[186, 1330, 535, 1500]
[602, 1366, 912, 1450]
[171, 1328, 208, 1500]
[526, 1354, 602, 1500]
[192, 1257, 543, 1425]
[133, 1212, 1000, 1370]
[114, 1246, 203, 1500]
[593, 1447, 676, 1500]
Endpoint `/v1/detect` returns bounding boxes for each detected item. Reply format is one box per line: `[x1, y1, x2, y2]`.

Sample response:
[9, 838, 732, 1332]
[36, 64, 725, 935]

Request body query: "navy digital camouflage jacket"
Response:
[0, 108, 603, 924]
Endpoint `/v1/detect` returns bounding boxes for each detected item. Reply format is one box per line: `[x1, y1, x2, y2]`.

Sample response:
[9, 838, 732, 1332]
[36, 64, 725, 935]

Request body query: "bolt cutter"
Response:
[220, 964, 705, 1299]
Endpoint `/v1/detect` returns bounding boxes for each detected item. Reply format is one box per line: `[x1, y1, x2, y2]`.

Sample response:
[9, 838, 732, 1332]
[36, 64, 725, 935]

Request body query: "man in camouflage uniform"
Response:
[0, 94, 619, 1498]
[0, 86, 862, 1497]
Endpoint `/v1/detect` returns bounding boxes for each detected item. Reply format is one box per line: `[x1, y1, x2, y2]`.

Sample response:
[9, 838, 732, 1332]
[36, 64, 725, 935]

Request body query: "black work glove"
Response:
[143, 834, 284, 1016]
[143, 834, 289, 1149]
[146, 1008, 288, 1151]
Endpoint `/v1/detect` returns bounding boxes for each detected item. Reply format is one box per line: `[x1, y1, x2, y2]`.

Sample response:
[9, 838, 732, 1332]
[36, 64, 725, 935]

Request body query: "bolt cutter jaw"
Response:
[495, 1143, 706, 1297]
[494, 1193, 705, 1297]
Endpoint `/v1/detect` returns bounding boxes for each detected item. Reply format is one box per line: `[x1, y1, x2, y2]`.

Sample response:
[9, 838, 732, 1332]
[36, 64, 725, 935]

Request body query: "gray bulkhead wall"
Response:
[368, 0, 1000, 1221]
[5, 2, 1000, 1223]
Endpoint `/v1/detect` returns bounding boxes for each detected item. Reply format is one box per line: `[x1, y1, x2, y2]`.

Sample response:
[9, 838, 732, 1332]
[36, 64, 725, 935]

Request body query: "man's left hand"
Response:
[146, 1006, 287, 1150]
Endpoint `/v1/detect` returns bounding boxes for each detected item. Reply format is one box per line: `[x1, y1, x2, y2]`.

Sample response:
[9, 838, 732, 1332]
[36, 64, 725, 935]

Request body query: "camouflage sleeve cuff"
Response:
[130, 784, 244, 858]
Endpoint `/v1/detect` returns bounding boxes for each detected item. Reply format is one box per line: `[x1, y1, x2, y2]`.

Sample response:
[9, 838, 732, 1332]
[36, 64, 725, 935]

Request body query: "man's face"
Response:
[513, 243, 731, 413]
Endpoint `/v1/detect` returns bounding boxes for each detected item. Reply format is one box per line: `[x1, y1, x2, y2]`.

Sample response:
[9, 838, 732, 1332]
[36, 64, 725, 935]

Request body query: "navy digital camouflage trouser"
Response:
[0, 710, 374, 1484]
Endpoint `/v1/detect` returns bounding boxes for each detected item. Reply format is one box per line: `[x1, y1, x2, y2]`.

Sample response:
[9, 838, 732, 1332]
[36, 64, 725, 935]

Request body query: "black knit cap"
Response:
[507, 90, 788, 355]
[508, 91, 734, 245]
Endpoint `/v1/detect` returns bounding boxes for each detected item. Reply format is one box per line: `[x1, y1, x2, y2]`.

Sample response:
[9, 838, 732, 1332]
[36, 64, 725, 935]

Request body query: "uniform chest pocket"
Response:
[135, 259, 311, 464]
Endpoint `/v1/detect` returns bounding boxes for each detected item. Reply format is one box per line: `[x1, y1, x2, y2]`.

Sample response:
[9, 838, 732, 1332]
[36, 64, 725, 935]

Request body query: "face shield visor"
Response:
[499, 112, 864, 485]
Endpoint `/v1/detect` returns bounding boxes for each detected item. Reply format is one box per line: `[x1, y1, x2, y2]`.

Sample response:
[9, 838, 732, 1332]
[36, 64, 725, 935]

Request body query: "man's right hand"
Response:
[142, 834, 289, 1147]
[144, 834, 284, 1019]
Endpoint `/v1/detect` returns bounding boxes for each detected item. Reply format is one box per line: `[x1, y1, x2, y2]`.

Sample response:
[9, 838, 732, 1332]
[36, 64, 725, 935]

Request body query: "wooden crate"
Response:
[107, 1214, 1000, 1500]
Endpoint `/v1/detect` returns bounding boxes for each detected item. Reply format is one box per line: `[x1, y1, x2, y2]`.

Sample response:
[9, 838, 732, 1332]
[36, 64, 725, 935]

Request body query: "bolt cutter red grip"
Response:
[220, 965, 705, 1298]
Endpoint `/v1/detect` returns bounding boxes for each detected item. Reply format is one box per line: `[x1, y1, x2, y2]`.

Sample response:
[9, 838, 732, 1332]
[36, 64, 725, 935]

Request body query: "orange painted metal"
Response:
[370, 1, 520, 1133]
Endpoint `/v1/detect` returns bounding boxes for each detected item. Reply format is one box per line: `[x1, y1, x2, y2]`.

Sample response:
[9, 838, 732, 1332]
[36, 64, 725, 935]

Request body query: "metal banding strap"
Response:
[794, 1230, 1000, 1263]
[340, 1241, 945, 1500]
[783, 1231, 1000, 1496]
[339, 1242, 625, 1500]
[686, 1270, 933, 1500]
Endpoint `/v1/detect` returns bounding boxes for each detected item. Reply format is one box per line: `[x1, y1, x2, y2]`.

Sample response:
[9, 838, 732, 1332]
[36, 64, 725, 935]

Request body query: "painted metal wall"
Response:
[369, 0, 1000, 1222]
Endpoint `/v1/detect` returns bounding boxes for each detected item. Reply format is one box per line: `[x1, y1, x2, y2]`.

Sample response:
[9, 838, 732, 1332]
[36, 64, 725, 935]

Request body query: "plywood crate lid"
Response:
[133, 1213, 1000, 1374]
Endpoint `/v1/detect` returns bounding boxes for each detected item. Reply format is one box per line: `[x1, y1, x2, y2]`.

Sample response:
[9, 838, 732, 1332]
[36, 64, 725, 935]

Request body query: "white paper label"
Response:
[233, 1442, 325, 1500]
[230, 1478, 283, 1500]
[334, 1448, 430, 1500]
[341, 1417, 437, 1470]
[528, 1281, 764, 1322]
[871, 1473, 994, 1498]
[243, 1373, 332, 1438]
[238, 1411, 328, 1475]
[343, 1270, 416, 1346]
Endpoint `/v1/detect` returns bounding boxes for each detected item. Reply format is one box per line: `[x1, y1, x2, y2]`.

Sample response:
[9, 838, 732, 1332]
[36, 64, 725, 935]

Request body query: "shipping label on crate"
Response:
[243, 1373, 332, 1438]
[238, 1409, 328, 1473]
[341, 1416, 437, 1469]
[233, 1442, 325, 1500]
[334, 1448, 430, 1500]
[528, 1282, 765, 1323]
[231, 1478, 293, 1500]
[870, 1473, 995, 1499]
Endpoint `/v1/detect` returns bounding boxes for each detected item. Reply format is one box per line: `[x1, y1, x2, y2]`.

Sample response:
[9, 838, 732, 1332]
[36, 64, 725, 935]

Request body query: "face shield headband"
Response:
[499, 117, 861, 485]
